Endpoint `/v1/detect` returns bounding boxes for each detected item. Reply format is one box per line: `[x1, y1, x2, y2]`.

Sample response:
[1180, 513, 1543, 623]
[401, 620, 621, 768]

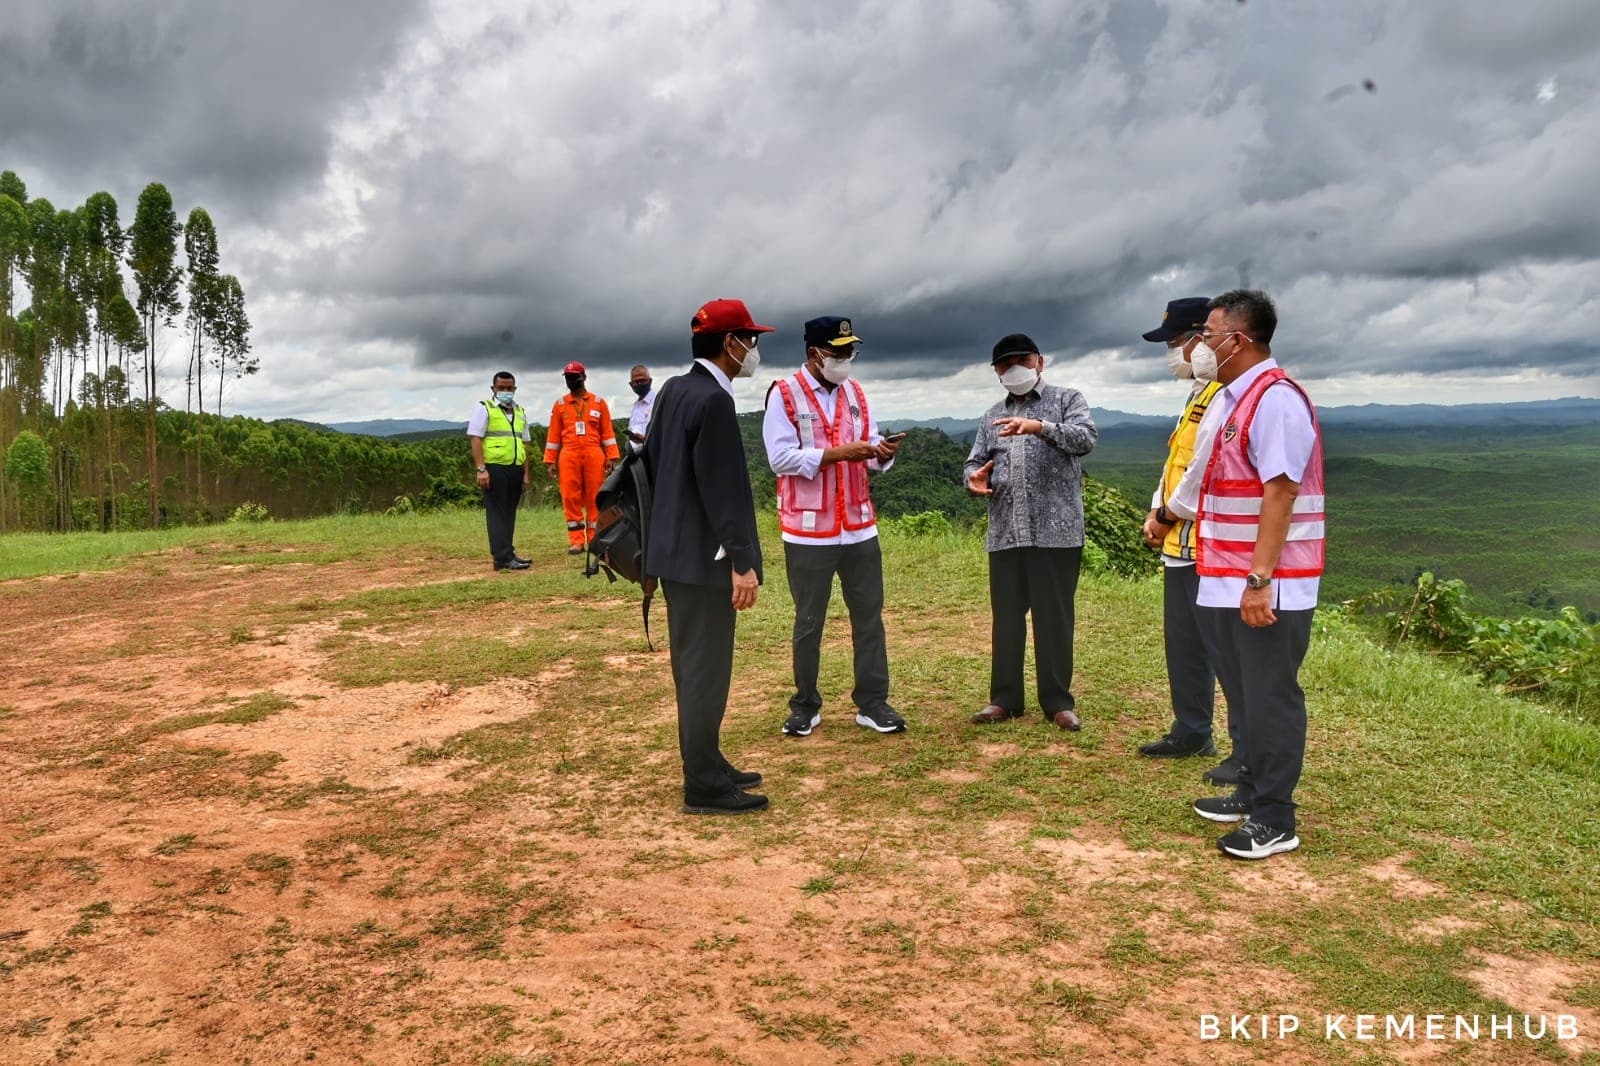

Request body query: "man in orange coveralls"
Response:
[544, 361, 621, 555]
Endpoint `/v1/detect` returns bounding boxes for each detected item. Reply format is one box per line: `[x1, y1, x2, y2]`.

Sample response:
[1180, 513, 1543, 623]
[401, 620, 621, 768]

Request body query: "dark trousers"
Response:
[1202, 606, 1313, 832]
[482, 462, 524, 564]
[989, 546, 1081, 717]
[784, 538, 891, 717]
[1164, 564, 1235, 745]
[662, 579, 742, 799]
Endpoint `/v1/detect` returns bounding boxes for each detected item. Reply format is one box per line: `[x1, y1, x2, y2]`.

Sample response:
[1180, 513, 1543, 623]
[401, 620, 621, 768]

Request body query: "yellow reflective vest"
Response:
[480, 401, 528, 466]
[1160, 381, 1223, 560]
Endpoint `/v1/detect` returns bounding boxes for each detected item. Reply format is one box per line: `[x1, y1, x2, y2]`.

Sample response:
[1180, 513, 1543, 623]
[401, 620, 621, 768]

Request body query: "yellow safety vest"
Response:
[1160, 380, 1223, 560]
[480, 401, 528, 466]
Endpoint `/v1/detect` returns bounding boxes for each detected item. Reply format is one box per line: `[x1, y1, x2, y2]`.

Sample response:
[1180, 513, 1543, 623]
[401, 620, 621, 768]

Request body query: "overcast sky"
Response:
[3, 0, 1597, 424]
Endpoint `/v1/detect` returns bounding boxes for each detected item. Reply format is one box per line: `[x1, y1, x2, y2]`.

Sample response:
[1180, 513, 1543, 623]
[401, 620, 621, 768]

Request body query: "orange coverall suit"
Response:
[545, 392, 620, 549]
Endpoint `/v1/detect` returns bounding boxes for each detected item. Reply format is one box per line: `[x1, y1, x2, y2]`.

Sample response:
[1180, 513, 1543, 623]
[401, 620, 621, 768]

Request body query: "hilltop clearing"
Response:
[1, 511, 1597, 1064]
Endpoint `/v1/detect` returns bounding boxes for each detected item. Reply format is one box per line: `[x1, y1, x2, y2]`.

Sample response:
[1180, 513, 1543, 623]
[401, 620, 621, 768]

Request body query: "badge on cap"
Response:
[839, 320, 852, 336]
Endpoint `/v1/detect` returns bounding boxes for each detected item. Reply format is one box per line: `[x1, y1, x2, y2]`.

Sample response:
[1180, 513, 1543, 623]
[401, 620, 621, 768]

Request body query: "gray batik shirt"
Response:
[962, 384, 1099, 552]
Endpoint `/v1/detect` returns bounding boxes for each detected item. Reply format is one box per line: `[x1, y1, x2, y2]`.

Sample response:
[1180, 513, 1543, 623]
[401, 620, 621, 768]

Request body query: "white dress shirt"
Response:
[693, 358, 735, 399]
[1165, 359, 1321, 611]
[628, 388, 655, 439]
[762, 366, 892, 546]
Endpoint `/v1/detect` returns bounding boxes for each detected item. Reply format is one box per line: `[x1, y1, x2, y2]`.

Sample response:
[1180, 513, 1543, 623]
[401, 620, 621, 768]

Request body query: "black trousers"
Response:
[482, 462, 524, 564]
[784, 538, 891, 717]
[1202, 606, 1314, 832]
[662, 579, 743, 799]
[988, 546, 1081, 717]
[1164, 564, 1235, 745]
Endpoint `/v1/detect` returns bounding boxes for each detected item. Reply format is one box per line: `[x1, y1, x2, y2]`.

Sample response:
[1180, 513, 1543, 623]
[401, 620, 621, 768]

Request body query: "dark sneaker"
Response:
[493, 558, 531, 571]
[1202, 754, 1245, 786]
[1193, 793, 1251, 823]
[855, 706, 907, 734]
[1218, 819, 1300, 859]
[566, 545, 584, 555]
[782, 710, 821, 737]
[1139, 734, 1217, 758]
[729, 768, 763, 789]
[683, 789, 770, 815]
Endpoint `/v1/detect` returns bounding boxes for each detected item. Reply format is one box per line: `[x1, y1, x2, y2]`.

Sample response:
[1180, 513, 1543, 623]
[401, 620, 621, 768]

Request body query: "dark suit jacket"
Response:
[643, 362, 763, 589]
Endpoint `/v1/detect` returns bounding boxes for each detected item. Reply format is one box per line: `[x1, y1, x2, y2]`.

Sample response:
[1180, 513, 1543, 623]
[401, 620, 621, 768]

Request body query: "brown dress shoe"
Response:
[1049, 709, 1082, 732]
[971, 705, 1024, 724]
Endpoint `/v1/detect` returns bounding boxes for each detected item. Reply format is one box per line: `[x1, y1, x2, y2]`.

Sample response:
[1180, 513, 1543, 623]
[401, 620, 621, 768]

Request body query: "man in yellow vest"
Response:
[763, 316, 905, 737]
[1138, 298, 1238, 778]
[468, 370, 533, 571]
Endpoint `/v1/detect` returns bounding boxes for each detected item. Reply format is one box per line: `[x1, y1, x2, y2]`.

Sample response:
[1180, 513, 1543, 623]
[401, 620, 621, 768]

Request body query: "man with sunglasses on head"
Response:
[1137, 298, 1239, 784]
[644, 299, 771, 815]
[1165, 289, 1326, 860]
[763, 316, 905, 739]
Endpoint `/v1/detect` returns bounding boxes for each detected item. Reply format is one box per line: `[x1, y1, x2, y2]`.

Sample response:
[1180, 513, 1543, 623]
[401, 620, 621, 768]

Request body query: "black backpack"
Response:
[584, 443, 658, 649]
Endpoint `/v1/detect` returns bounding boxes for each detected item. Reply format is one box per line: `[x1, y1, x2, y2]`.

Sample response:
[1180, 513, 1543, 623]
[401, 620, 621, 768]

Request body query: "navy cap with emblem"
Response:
[804, 316, 862, 349]
[1142, 297, 1211, 343]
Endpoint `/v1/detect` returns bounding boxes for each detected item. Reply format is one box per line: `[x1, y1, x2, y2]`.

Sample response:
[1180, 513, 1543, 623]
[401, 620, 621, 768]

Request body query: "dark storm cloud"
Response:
[5, 0, 1596, 417]
[0, 0, 427, 215]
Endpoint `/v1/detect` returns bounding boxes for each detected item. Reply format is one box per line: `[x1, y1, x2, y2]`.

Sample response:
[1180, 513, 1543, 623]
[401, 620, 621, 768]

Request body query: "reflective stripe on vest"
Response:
[1159, 380, 1222, 561]
[480, 401, 527, 465]
[773, 373, 876, 538]
[1195, 369, 1326, 579]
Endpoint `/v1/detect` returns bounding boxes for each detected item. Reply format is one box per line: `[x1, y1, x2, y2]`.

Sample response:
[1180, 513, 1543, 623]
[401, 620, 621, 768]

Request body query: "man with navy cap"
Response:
[763, 316, 905, 738]
[963, 333, 1098, 731]
[1137, 298, 1239, 782]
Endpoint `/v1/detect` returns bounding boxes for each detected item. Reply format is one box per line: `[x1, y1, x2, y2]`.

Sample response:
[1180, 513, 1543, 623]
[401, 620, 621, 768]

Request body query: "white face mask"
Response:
[1190, 334, 1244, 383]
[732, 336, 761, 379]
[1165, 342, 1194, 380]
[819, 354, 854, 385]
[998, 363, 1040, 396]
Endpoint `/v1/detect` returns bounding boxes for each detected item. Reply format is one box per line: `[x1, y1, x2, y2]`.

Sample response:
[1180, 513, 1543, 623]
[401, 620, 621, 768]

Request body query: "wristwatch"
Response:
[476, 466, 487, 473]
[1245, 572, 1273, 590]
[1155, 505, 1174, 524]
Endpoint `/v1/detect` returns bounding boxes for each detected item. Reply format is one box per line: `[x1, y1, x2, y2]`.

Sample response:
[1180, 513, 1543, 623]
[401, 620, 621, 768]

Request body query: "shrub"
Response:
[1082, 539, 1110, 573]
[1350, 573, 1598, 718]
[892, 510, 953, 538]
[228, 501, 271, 524]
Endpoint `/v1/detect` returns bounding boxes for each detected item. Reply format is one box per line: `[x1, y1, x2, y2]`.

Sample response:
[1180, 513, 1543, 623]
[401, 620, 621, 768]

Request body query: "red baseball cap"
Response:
[563, 361, 586, 374]
[690, 299, 775, 335]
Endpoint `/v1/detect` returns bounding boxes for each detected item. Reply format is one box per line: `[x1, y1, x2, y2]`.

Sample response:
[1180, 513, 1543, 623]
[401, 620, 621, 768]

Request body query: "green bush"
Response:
[228, 501, 271, 524]
[1350, 573, 1598, 719]
[1082, 539, 1110, 573]
[891, 510, 953, 538]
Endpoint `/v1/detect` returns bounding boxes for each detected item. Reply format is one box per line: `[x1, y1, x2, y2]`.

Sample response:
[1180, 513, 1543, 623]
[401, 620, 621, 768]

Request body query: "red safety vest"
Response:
[1195, 368, 1326, 579]
[772, 372, 877, 539]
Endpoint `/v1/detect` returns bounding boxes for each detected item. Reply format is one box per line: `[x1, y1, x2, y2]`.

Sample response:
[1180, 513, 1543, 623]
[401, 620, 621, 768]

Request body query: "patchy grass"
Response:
[1, 508, 1596, 1063]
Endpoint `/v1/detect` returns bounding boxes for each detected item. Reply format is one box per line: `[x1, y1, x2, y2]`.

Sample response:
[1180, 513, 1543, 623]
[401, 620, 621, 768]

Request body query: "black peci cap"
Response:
[991, 333, 1040, 365]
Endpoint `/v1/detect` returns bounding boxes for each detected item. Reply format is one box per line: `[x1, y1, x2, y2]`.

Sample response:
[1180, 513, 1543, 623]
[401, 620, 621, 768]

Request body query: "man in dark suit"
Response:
[643, 298, 772, 814]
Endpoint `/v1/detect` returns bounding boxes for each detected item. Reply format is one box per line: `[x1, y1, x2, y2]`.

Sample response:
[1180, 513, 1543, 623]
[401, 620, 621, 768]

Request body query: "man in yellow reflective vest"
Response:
[468, 370, 533, 571]
[1138, 298, 1237, 779]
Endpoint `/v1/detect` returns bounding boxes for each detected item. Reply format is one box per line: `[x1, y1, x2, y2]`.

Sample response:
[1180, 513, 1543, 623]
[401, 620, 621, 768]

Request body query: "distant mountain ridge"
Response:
[327, 418, 464, 436]
[884, 396, 1599, 441]
[322, 398, 1598, 438]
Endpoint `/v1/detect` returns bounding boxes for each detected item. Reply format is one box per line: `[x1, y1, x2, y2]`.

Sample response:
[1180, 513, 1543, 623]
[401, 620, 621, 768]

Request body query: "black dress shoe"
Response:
[683, 788, 770, 815]
[493, 558, 532, 571]
[729, 768, 763, 789]
[512, 554, 531, 565]
[1139, 734, 1218, 758]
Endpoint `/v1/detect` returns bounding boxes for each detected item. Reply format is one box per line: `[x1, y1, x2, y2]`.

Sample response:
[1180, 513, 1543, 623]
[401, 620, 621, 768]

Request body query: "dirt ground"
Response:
[1, 550, 1593, 1065]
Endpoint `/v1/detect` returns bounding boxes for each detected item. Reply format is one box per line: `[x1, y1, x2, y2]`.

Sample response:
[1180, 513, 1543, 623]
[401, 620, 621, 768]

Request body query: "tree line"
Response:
[0, 169, 253, 531]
